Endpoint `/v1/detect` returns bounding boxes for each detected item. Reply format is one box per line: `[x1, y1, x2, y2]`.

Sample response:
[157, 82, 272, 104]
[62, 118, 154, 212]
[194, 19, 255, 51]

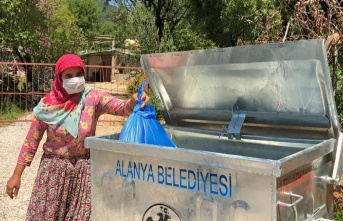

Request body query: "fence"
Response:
[0, 62, 142, 124]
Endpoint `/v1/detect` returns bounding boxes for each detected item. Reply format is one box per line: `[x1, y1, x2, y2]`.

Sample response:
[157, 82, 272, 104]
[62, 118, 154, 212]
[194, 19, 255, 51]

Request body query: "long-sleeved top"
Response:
[18, 89, 132, 166]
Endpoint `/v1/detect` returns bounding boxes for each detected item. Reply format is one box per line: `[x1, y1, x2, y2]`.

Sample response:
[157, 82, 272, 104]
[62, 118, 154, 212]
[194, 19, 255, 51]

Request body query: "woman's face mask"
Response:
[62, 76, 85, 94]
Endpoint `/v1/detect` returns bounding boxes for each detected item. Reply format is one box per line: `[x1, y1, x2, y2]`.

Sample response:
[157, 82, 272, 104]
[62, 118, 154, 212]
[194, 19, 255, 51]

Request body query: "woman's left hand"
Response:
[130, 92, 150, 110]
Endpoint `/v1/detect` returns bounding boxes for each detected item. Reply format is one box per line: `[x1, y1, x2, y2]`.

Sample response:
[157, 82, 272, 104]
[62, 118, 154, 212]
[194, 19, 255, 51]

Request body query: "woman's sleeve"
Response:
[96, 90, 132, 116]
[17, 115, 47, 166]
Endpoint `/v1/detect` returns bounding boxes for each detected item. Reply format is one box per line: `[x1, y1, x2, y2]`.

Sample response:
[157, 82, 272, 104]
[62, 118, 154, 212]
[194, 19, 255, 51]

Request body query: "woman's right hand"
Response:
[130, 91, 150, 109]
[6, 174, 21, 199]
[6, 164, 25, 199]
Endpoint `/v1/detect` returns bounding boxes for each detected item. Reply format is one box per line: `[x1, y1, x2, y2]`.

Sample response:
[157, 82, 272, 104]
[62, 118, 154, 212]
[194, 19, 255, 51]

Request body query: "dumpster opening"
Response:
[95, 125, 326, 161]
[166, 127, 321, 160]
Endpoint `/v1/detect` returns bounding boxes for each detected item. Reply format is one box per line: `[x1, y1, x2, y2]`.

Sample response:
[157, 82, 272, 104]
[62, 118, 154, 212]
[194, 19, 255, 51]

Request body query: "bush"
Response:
[0, 98, 26, 126]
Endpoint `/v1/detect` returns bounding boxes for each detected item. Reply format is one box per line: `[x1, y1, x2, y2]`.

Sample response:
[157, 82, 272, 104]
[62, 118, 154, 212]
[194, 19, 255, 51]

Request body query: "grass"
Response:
[0, 100, 27, 127]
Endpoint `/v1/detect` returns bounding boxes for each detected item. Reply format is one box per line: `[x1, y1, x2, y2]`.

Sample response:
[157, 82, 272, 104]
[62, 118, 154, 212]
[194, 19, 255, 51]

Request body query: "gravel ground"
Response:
[0, 114, 124, 221]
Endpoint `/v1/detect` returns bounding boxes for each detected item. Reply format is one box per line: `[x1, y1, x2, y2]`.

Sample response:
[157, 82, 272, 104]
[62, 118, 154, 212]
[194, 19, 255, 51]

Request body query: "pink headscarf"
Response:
[42, 54, 85, 111]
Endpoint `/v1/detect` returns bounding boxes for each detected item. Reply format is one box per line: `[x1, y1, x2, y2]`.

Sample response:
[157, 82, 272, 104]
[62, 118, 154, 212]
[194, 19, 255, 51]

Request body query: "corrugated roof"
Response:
[79, 48, 137, 58]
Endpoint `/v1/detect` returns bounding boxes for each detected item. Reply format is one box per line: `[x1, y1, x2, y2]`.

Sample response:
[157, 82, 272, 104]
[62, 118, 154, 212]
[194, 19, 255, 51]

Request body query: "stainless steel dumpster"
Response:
[85, 39, 343, 221]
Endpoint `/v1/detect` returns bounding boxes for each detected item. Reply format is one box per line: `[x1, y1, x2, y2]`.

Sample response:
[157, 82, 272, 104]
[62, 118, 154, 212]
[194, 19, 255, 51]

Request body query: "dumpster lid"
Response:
[140, 39, 341, 141]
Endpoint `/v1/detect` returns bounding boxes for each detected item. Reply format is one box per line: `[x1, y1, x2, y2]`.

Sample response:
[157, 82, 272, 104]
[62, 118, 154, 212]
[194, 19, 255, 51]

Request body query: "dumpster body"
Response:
[85, 39, 343, 221]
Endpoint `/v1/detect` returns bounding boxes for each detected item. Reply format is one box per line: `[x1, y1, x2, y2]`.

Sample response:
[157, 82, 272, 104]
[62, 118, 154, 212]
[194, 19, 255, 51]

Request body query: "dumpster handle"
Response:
[277, 192, 303, 207]
[315, 175, 339, 185]
[314, 219, 332, 221]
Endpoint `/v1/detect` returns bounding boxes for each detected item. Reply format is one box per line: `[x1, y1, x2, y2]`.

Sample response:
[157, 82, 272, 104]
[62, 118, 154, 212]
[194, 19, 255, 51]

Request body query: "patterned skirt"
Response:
[26, 153, 91, 221]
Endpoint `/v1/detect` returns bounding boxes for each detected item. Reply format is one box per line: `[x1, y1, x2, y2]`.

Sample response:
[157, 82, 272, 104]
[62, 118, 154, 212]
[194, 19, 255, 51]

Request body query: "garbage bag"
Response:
[119, 81, 176, 148]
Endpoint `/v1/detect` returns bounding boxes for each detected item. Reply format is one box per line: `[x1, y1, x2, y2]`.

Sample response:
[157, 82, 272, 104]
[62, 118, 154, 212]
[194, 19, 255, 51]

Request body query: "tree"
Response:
[188, 0, 279, 47]
[67, 0, 102, 41]
[0, 0, 88, 63]
[38, 0, 87, 62]
[105, 3, 132, 48]
[124, 3, 159, 54]
[99, 21, 119, 39]
[171, 17, 216, 51]
[288, 0, 343, 121]
[0, 0, 47, 62]
[139, 0, 190, 45]
[105, 0, 189, 49]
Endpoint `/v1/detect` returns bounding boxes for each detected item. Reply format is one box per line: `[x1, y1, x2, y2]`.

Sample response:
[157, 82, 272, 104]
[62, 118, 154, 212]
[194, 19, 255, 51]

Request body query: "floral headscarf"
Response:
[33, 54, 92, 137]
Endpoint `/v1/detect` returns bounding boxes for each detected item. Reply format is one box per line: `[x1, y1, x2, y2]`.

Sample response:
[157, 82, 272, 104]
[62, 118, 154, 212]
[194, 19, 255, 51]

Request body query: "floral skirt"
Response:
[26, 153, 91, 221]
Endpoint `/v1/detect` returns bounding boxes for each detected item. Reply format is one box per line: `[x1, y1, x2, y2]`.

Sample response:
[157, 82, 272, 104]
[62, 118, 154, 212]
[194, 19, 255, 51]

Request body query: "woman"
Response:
[6, 54, 149, 220]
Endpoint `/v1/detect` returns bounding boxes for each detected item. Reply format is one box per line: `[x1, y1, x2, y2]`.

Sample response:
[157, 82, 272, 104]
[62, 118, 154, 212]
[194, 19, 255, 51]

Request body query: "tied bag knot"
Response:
[119, 81, 176, 148]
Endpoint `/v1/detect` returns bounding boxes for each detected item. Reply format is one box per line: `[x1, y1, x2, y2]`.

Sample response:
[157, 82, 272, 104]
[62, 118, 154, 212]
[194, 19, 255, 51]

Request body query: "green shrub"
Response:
[334, 203, 343, 221]
[0, 98, 26, 127]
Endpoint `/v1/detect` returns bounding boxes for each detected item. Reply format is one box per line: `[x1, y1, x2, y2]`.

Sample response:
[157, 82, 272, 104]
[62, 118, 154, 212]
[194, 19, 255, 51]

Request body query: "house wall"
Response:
[84, 53, 120, 82]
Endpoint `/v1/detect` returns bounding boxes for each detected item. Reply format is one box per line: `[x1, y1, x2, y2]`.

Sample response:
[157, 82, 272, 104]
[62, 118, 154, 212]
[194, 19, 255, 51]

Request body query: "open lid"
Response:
[140, 39, 340, 141]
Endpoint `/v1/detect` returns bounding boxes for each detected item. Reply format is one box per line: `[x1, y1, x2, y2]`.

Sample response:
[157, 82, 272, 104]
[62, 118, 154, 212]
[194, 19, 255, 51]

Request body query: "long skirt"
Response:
[26, 153, 91, 221]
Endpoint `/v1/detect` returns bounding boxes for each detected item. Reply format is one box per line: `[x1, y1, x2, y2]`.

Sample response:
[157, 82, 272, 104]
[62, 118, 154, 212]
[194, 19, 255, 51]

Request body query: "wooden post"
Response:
[111, 38, 116, 82]
[333, 45, 338, 96]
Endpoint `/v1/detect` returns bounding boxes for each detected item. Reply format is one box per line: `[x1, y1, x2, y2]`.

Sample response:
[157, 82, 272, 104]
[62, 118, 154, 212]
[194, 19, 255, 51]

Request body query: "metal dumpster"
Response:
[85, 39, 343, 221]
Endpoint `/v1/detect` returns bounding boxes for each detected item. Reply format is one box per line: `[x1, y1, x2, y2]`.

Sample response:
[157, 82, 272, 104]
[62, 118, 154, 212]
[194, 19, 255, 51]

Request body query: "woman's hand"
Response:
[6, 174, 21, 199]
[130, 92, 150, 110]
[6, 164, 25, 199]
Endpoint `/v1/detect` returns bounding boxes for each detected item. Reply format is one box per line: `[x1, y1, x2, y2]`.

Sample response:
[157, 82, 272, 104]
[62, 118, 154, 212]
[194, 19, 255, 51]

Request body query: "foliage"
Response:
[0, 0, 89, 63]
[172, 18, 216, 51]
[106, 0, 190, 50]
[0, 0, 47, 62]
[158, 25, 177, 53]
[126, 72, 145, 95]
[105, 3, 131, 45]
[67, 0, 102, 41]
[44, 0, 87, 62]
[107, 2, 159, 67]
[122, 2, 159, 54]
[286, 0, 343, 41]
[99, 21, 119, 38]
[0, 99, 26, 122]
[2, 0, 343, 128]
[334, 202, 343, 221]
[108, 1, 208, 54]
[188, 0, 277, 47]
[335, 69, 343, 124]
[12, 74, 26, 91]
[139, 0, 190, 46]
[281, 0, 343, 127]
[253, 6, 284, 43]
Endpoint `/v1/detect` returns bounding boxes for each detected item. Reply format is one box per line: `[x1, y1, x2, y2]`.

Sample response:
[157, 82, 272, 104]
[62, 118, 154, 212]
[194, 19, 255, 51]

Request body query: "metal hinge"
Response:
[219, 114, 246, 140]
[227, 113, 246, 140]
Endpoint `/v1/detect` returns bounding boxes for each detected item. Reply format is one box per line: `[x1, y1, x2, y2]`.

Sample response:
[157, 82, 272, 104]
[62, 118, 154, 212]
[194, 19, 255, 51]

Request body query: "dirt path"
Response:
[0, 114, 125, 221]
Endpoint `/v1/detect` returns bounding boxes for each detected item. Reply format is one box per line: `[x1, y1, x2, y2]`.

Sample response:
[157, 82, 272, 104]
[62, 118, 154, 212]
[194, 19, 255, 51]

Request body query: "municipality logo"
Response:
[142, 204, 181, 221]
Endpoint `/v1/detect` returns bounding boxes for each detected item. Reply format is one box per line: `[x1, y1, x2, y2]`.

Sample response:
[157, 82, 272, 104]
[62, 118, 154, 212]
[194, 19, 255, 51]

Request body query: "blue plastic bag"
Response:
[119, 81, 176, 148]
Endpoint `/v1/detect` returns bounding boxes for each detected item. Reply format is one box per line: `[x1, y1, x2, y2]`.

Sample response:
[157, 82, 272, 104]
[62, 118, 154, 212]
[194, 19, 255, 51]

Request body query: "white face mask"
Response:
[62, 76, 85, 94]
